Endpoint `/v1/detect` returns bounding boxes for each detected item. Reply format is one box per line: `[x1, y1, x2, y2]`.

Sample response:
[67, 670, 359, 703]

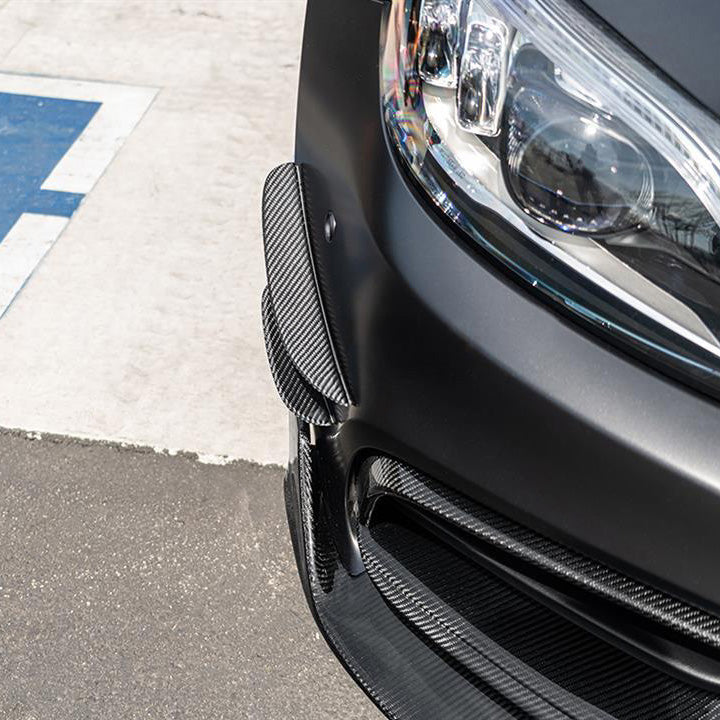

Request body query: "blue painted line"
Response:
[0, 91, 101, 240]
[26, 188, 86, 216]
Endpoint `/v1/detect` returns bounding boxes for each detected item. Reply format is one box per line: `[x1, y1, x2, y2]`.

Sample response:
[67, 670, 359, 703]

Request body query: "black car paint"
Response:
[294, 0, 720, 618]
[583, 0, 720, 120]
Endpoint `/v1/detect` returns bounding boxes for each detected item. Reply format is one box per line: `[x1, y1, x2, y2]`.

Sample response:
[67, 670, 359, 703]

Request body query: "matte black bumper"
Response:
[264, 0, 720, 717]
[294, 0, 720, 612]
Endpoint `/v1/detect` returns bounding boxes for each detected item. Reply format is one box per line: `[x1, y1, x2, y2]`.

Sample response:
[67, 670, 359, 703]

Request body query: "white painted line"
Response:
[0, 74, 157, 317]
[0, 74, 157, 194]
[0, 214, 68, 315]
[0, 2, 305, 465]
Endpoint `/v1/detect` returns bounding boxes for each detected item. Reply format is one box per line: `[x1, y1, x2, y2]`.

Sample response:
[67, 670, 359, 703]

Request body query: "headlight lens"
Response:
[382, 0, 720, 396]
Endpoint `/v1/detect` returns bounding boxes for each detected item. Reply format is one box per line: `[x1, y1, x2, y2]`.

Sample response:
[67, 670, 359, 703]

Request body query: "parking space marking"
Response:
[0, 73, 156, 317]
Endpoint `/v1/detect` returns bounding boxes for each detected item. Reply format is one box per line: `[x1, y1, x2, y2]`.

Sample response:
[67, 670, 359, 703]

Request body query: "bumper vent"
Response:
[286, 425, 720, 720]
[261, 163, 350, 411]
[366, 457, 720, 651]
[359, 510, 720, 720]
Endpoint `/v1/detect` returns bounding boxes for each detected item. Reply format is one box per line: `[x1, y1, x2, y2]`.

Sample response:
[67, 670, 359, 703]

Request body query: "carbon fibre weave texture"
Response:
[294, 425, 519, 720]
[360, 523, 613, 720]
[293, 426, 720, 719]
[262, 163, 349, 406]
[367, 456, 720, 650]
[359, 516, 720, 720]
[261, 287, 333, 426]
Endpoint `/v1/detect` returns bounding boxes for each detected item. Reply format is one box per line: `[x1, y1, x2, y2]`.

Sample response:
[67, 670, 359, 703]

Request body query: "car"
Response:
[260, 1, 720, 718]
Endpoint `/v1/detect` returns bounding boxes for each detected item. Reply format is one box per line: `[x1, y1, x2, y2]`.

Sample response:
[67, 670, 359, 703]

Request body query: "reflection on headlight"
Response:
[383, 0, 720, 397]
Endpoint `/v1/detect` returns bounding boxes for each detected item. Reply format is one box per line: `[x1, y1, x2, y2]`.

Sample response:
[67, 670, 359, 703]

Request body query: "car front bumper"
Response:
[262, 0, 720, 717]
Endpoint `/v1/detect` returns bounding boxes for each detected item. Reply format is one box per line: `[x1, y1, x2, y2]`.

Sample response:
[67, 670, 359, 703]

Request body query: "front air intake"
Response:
[286, 423, 720, 720]
[359, 505, 720, 720]
[364, 456, 720, 651]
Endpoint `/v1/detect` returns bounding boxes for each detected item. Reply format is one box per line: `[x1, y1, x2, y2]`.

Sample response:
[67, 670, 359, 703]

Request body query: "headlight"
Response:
[382, 0, 720, 397]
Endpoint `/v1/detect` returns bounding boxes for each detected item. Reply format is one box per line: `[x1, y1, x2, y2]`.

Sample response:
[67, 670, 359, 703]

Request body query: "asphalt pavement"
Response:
[0, 430, 379, 719]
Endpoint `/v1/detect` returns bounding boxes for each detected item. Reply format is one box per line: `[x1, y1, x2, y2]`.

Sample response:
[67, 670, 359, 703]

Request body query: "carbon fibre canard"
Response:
[261, 163, 351, 411]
